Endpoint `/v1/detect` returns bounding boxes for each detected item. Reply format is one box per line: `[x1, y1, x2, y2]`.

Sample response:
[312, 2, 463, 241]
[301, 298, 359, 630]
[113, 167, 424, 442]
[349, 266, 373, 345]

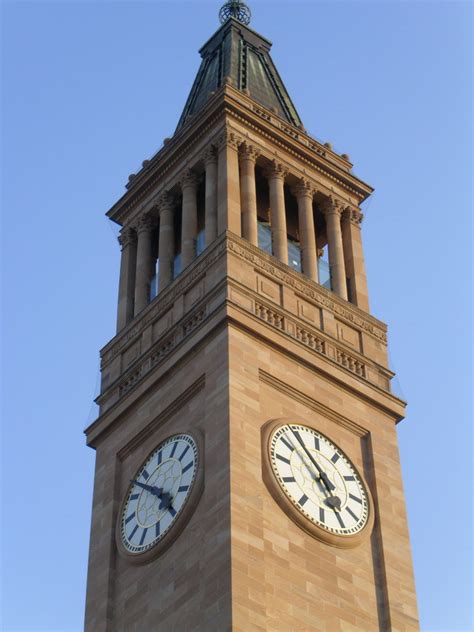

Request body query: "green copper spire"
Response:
[175, 3, 303, 133]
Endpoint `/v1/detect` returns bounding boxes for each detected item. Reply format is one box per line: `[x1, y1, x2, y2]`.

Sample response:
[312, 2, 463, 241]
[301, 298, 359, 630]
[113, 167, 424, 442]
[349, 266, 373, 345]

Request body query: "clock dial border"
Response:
[115, 430, 204, 564]
[261, 418, 374, 549]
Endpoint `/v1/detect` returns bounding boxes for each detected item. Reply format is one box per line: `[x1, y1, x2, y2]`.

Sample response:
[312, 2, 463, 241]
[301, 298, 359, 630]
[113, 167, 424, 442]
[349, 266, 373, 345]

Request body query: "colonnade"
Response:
[116, 134, 369, 332]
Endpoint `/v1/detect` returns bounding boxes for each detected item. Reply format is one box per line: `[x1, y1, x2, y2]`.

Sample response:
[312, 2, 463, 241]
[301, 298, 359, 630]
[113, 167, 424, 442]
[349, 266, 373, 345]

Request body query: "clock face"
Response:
[267, 422, 370, 540]
[120, 434, 198, 555]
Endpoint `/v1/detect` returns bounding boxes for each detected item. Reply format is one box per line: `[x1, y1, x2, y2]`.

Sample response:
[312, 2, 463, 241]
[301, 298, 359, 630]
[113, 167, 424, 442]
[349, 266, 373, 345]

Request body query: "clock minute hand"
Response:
[287, 426, 337, 495]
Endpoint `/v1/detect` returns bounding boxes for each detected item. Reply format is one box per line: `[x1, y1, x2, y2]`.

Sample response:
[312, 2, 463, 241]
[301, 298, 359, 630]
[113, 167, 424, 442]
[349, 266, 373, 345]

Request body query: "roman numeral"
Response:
[178, 485, 189, 493]
[344, 476, 355, 481]
[319, 507, 325, 523]
[157, 451, 162, 465]
[125, 513, 135, 525]
[335, 512, 345, 529]
[168, 506, 177, 517]
[155, 521, 161, 538]
[129, 524, 139, 540]
[276, 454, 291, 465]
[331, 453, 340, 464]
[280, 436, 294, 452]
[349, 493, 362, 504]
[182, 462, 193, 473]
[130, 494, 139, 501]
[346, 506, 358, 522]
[298, 494, 308, 506]
[282, 476, 296, 483]
[142, 468, 150, 480]
[179, 445, 190, 461]
[314, 436, 320, 451]
[139, 528, 148, 546]
[170, 442, 178, 458]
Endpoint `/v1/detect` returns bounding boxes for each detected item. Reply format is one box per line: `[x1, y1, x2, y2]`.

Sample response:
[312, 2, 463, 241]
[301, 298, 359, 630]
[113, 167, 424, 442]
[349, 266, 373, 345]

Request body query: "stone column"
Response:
[181, 170, 199, 270]
[342, 207, 369, 311]
[134, 214, 155, 315]
[294, 180, 318, 283]
[322, 197, 348, 300]
[266, 162, 288, 265]
[204, 147, 218, 247]
[157, 193, 175, 293]
[217, 130, 241, 236]
[116, 226, 137, 332]
[239, 143, 259, 246]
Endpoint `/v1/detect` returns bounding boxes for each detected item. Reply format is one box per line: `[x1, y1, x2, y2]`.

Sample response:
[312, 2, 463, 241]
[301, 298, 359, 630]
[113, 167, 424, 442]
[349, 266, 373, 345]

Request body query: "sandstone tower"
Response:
[84, 3, 419, 629]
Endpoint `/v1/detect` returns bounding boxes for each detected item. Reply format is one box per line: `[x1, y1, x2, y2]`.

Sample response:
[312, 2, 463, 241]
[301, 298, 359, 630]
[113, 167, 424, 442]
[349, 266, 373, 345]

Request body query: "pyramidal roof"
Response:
[176, 15, 303, 133]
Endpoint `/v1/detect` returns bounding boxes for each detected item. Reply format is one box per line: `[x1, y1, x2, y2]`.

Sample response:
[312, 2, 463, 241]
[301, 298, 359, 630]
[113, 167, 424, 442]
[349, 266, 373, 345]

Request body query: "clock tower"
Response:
[84, 2, 419, 630]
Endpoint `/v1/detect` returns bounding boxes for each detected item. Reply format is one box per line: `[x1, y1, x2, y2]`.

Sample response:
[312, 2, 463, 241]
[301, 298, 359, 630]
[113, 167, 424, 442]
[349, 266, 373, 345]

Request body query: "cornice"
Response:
[105, 85, 373, 227]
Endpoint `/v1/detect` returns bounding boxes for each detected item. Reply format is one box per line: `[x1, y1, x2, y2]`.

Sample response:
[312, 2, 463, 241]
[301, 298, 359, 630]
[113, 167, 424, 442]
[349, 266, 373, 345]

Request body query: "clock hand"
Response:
[131, 479, 165, 498]
[131, 480, 174, 511]
[286, 426, 341, 511]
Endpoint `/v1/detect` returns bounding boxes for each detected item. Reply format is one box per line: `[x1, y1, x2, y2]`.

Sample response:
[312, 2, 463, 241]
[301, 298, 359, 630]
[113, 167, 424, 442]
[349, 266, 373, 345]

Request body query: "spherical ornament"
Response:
[219, 1, 251, 26]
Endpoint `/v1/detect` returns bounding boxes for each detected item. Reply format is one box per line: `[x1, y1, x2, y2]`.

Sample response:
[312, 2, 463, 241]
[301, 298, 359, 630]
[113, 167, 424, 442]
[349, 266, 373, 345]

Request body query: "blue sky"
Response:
[1, 1, 472, 630]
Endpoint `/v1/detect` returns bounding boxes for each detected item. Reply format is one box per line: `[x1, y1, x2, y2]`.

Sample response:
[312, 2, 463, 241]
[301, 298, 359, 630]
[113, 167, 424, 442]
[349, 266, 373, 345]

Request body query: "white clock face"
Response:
[269, 424, 369, 536]
[120, 434, 198, 554]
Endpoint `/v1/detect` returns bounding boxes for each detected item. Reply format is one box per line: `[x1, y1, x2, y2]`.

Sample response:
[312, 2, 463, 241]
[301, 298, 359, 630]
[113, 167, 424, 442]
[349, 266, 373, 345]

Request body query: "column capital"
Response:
[118, 226, 137, 249]
[343, 206, 364, 226]
[135, 213, 156, 233]
[292, 178, 315, 200]
[321, 195, 344, 217]
[180, 170, 199, 191]
[239, 142, 260, 164]
[264, 160, 288, 181]
[202, 145, 217, 166]
[156, 192, 175, 215]
[217, 129, 241, 151]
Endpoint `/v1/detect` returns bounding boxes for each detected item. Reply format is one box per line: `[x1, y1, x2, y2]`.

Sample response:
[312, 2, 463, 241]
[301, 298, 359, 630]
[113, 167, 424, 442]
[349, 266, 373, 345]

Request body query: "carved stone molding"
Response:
[321, 195, 345, 217]
[118, 226, 137, 249]
[180, 170, 199, 191]
[292, 178, 315, 200]
[225, 235, 387, 344]
[135, 213, 156, 233]
[265, 160, 289, 181]
[100, 237, 228, 368]
[115, 304, 208, 401]
[217, 129, 241, 151]
[344, 206, 364, 226]
[239, 142, 260, 163]
[156, 192, 175, 215]
[202, 145, 217, 166]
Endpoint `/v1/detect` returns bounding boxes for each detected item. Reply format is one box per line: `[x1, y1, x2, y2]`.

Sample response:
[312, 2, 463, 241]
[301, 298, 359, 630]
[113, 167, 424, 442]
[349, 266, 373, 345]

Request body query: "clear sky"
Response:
[1, 0, 472, 630]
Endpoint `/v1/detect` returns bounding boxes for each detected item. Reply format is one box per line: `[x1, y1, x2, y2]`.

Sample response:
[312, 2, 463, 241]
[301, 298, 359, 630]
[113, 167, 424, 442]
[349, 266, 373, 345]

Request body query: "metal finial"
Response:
[219, 1, 251, 26]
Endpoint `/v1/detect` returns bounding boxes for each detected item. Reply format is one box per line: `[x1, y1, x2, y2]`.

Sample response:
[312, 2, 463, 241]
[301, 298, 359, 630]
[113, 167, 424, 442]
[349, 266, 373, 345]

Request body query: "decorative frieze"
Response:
[225, 236, 387, 342]
[113, 304, 208, 403]
[101, 234, 389, 406]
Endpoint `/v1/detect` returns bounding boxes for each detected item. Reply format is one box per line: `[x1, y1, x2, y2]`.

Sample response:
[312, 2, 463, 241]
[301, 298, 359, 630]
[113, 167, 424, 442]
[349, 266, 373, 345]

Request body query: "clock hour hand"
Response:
[131, 480, 173, 509]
